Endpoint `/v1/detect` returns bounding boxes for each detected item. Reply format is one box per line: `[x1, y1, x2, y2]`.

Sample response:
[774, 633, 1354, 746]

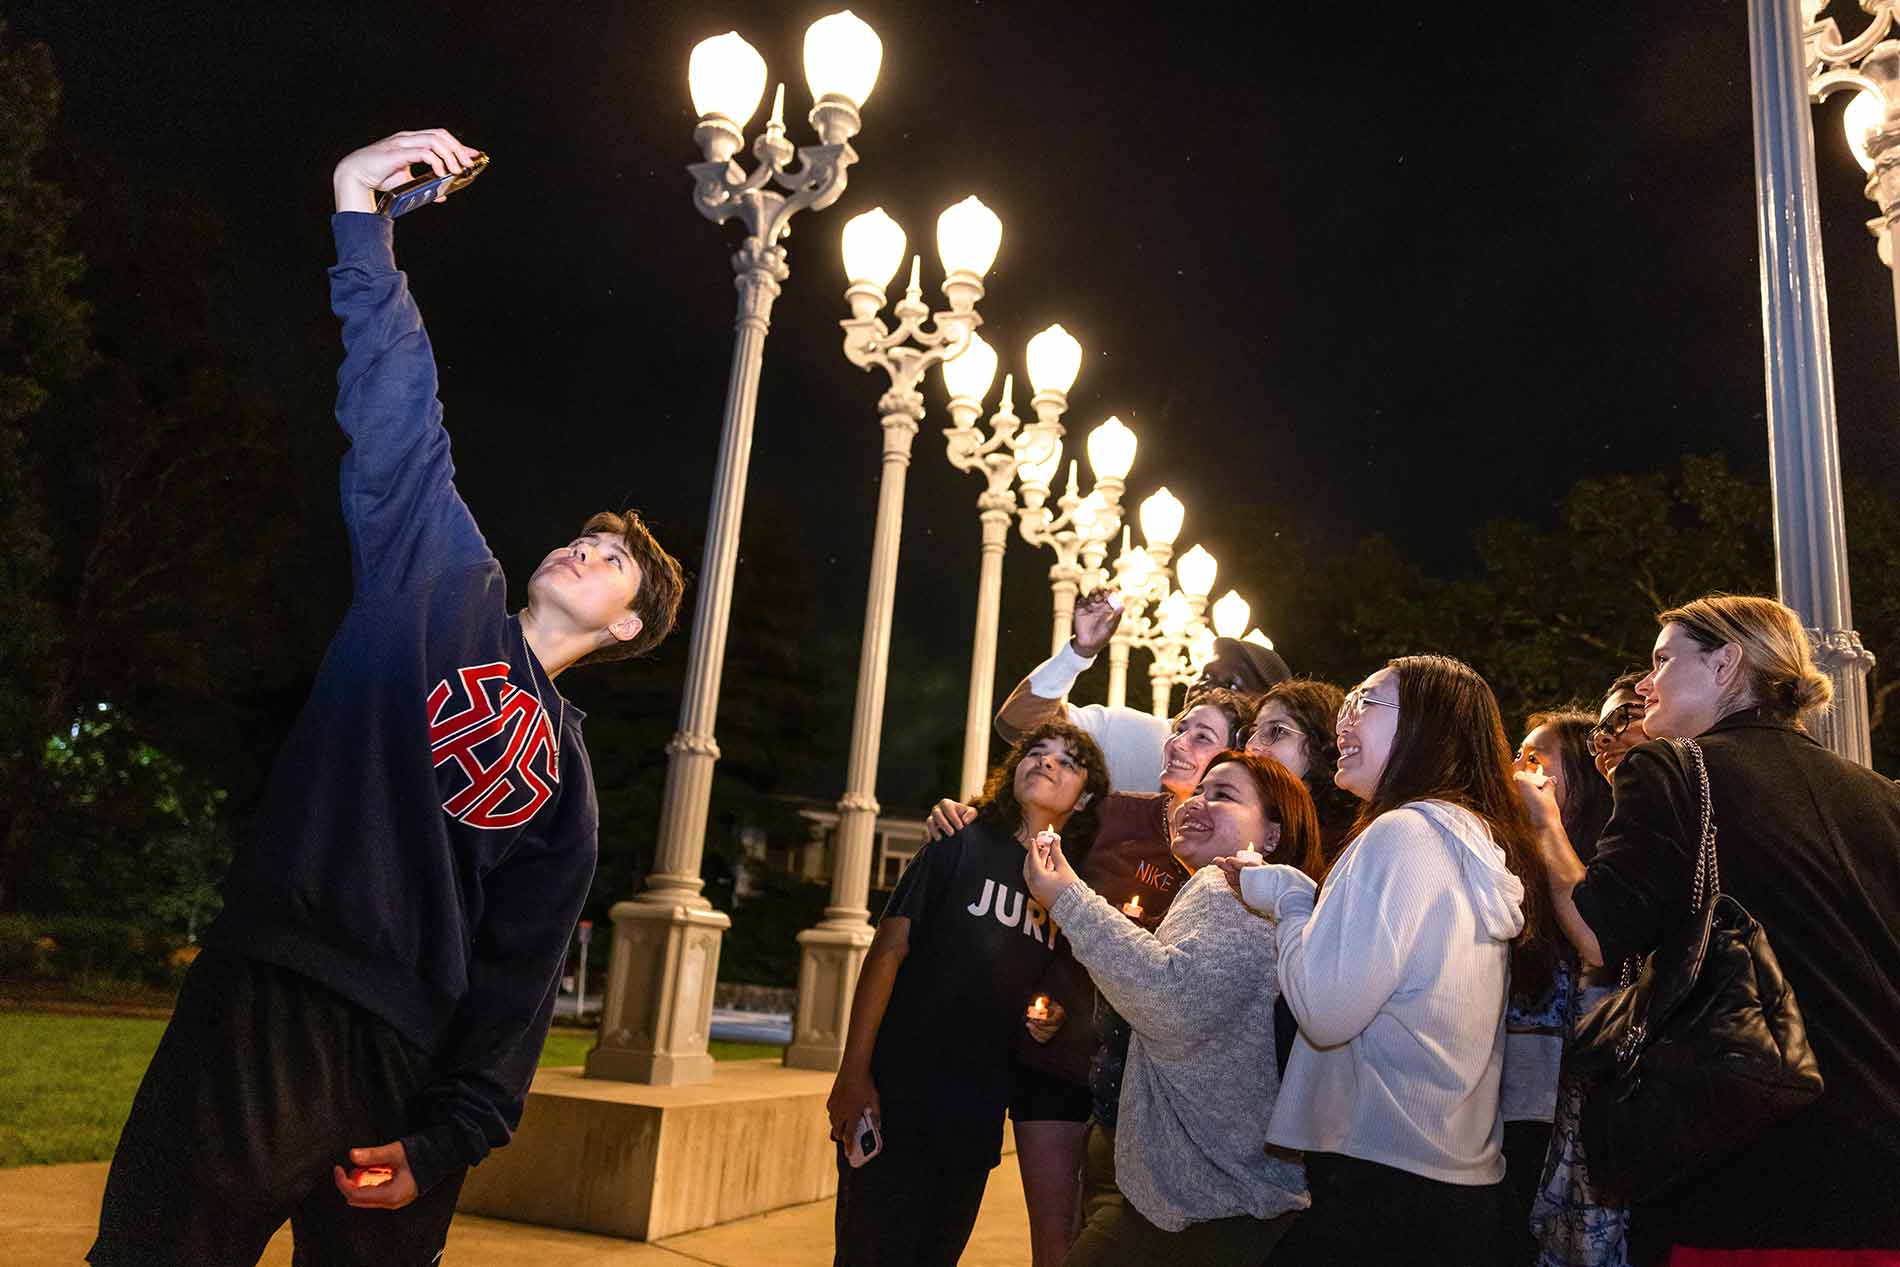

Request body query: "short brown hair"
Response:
[572, 509, 686, 668]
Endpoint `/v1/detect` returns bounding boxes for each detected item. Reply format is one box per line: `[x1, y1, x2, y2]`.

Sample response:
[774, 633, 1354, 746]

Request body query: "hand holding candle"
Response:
[1022, 827, 1078, 906]
[1024, 995, 1065, 1043]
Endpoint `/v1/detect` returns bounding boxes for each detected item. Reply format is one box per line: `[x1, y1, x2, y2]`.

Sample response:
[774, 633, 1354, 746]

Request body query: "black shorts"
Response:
[1008, 1060, 1092, 1123]
[88, 949, 464, 1267]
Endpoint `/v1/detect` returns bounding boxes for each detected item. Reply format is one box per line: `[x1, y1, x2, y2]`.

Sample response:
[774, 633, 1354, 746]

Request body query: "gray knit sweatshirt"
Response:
[1052, 867, 1310, 1231]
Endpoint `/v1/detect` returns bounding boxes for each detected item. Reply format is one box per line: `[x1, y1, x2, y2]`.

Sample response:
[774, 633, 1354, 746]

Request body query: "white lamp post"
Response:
[1018, 416, 1137, 656]
[593, 13, 880, 1087]
[784, 198, 995, 1071]
[1757, 0, 1878, 766]
[1102, 487, 1184, 708]
[942, 328, 1078, 799]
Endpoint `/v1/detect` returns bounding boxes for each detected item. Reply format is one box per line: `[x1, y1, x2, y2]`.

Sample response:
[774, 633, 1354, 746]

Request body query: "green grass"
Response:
[0, 1011, 782, 1168]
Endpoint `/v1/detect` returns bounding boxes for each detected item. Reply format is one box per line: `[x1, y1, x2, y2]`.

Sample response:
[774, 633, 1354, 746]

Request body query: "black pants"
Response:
[1500, 1120, 1554, 1266]
[89, 950, 464, 1267]
[1268, 1152, 1509, 1267]
[833, 1144, 991, 1267]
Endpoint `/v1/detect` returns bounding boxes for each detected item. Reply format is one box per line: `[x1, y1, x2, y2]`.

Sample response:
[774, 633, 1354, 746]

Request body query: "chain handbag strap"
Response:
[1616, 738, 1720, 1057]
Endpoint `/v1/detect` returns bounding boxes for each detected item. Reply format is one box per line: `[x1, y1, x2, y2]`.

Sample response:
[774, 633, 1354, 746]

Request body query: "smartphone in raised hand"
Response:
[377, 153, 491, 218]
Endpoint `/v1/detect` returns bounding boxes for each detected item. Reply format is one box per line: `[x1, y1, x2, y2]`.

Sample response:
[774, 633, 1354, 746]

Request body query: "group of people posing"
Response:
[826, 588, 1900, 1267]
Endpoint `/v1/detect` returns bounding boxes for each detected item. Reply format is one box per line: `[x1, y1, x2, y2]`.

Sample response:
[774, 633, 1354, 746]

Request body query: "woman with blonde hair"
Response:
[1521, 594, 1900, 1264]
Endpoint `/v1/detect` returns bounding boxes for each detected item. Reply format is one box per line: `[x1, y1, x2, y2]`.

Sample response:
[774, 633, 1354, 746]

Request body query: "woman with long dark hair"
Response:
[1505, 710, 1614, 1265]
[1230, 655, 1553, 1264]
[1022, 752, 1319, 1264]
[826, 720, 1110, 1267]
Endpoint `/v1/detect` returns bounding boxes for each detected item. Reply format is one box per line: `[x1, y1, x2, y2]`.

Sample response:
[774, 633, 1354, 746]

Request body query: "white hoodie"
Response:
[1243, 800, 1525, 1185]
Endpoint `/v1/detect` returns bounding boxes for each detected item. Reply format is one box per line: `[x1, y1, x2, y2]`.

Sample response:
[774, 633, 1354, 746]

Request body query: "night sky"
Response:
[15, 0, 1900, 810]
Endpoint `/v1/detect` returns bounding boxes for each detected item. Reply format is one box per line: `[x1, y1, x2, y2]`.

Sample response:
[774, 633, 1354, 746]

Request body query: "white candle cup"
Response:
[1233, 846, 1265, 866]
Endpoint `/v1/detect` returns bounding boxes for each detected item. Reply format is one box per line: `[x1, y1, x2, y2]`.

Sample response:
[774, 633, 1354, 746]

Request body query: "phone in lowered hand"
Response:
[846, 1108, 883, 1168]
[376, 153, 490, 218]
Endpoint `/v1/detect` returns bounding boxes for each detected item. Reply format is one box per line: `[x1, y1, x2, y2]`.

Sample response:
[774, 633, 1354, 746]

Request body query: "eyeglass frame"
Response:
[1336, 685, 1400, 729]
[1587, 701, 1646, 755]
[1239, 719, 1308, 752]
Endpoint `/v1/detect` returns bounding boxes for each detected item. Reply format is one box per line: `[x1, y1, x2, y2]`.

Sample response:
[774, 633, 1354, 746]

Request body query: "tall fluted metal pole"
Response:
[959, 497, 1014, 798]
[786, 262, 981, 1071]
[590, 97, 861, 1086]
[1748, 0, 1875, 764]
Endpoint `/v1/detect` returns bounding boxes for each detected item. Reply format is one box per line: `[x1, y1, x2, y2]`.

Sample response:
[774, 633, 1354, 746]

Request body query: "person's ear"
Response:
[1072, 791, 1092, 812]
[1258, 821, 1283, 854]
[608, 611, 644, 645]
[1713, 642, 1745, 688]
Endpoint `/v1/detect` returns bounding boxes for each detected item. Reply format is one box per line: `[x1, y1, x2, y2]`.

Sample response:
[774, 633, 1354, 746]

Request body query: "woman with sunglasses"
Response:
[1022, 752, 1319, 1264]
[1227, 656, 1556, 1264]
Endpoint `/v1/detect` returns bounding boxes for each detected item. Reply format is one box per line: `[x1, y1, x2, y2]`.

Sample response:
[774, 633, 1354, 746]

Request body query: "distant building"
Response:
[733, 796, 926, 905]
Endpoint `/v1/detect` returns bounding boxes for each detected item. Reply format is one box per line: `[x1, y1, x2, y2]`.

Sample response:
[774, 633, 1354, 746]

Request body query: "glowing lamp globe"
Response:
[1176, 544, 1217, 598]
[1139, 486, 1184, 548]
[1019, 439, 1063, 487]
[689, 32, 768, 126]
[1158, 591, 1191, 637]
[1244, 628, 1275, 651]
[1087, 416, 1137, 481]
[1846, 89, 1885, 175]
[1026, 323, 1082, 396]
[803, 10, 882, 108]
[1211, 590, 1251, 639]
[940, 329, 998, 405]
[937, 196, 1003, 277]
[841, 207, 907, 288]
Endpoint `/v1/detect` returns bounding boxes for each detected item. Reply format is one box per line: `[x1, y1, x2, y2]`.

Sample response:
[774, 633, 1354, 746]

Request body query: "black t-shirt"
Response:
[871, 818, 1064, 1167]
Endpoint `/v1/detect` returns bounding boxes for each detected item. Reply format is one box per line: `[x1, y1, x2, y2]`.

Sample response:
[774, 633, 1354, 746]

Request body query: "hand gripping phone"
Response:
[377, 153, 491, 218]
[846, 1108, 883, 1168]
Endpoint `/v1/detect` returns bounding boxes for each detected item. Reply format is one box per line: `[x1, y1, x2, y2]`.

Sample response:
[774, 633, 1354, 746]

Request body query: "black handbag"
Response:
[1567, 737, 1824, 1203]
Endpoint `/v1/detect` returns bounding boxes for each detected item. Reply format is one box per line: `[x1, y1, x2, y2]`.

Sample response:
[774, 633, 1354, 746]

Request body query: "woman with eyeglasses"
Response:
[1507, 711, 1619, 1267]
[1021, 752, 1320, 1264]
[1224, 655, 1556, 1265]
[1243, 679, 1357, 864]
[1521, 596, 1900, 1264]
[918, 688, 1259, 1267]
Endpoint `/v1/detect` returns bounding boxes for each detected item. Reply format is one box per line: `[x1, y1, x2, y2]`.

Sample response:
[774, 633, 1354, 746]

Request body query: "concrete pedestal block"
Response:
[783, 924, 873, 1072]
[586, 898, 730, 1086]
[458, 1061, 837, 1240]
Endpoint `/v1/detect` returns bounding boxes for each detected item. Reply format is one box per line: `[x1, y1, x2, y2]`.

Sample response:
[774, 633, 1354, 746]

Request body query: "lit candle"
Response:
[1033, 825, 1061, 867]
[1026, 995, 1050, 1021]
[1233, 841, 1265, 866]
[1121, 894, 1143, 918]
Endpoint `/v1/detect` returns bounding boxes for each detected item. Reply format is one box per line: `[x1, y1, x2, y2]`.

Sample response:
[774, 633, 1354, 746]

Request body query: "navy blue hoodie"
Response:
[203, 213, 597, 1193]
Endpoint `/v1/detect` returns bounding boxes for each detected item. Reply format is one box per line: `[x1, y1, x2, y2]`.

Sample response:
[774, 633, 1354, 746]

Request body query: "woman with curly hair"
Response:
[827, 720, 1110, 1267]
[1244, 678, 1358, 864]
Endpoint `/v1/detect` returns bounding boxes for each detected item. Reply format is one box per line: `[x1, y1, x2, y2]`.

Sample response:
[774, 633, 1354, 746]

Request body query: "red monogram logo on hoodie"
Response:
[426, 662, 558, 830]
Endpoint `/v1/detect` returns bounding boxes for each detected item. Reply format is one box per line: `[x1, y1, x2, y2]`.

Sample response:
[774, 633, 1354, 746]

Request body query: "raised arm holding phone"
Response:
[87, 129, 685, 1267]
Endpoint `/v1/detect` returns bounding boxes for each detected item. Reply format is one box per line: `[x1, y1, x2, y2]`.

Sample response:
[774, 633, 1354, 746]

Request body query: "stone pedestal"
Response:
[783, 924, 873, 1071]
[585, 898, 731, 1086]
[459, 1061, 833, 1240]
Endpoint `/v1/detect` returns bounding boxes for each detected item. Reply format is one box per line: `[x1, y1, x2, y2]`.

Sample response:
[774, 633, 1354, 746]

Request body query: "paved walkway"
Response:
[1, 1155, 1032, 1265]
